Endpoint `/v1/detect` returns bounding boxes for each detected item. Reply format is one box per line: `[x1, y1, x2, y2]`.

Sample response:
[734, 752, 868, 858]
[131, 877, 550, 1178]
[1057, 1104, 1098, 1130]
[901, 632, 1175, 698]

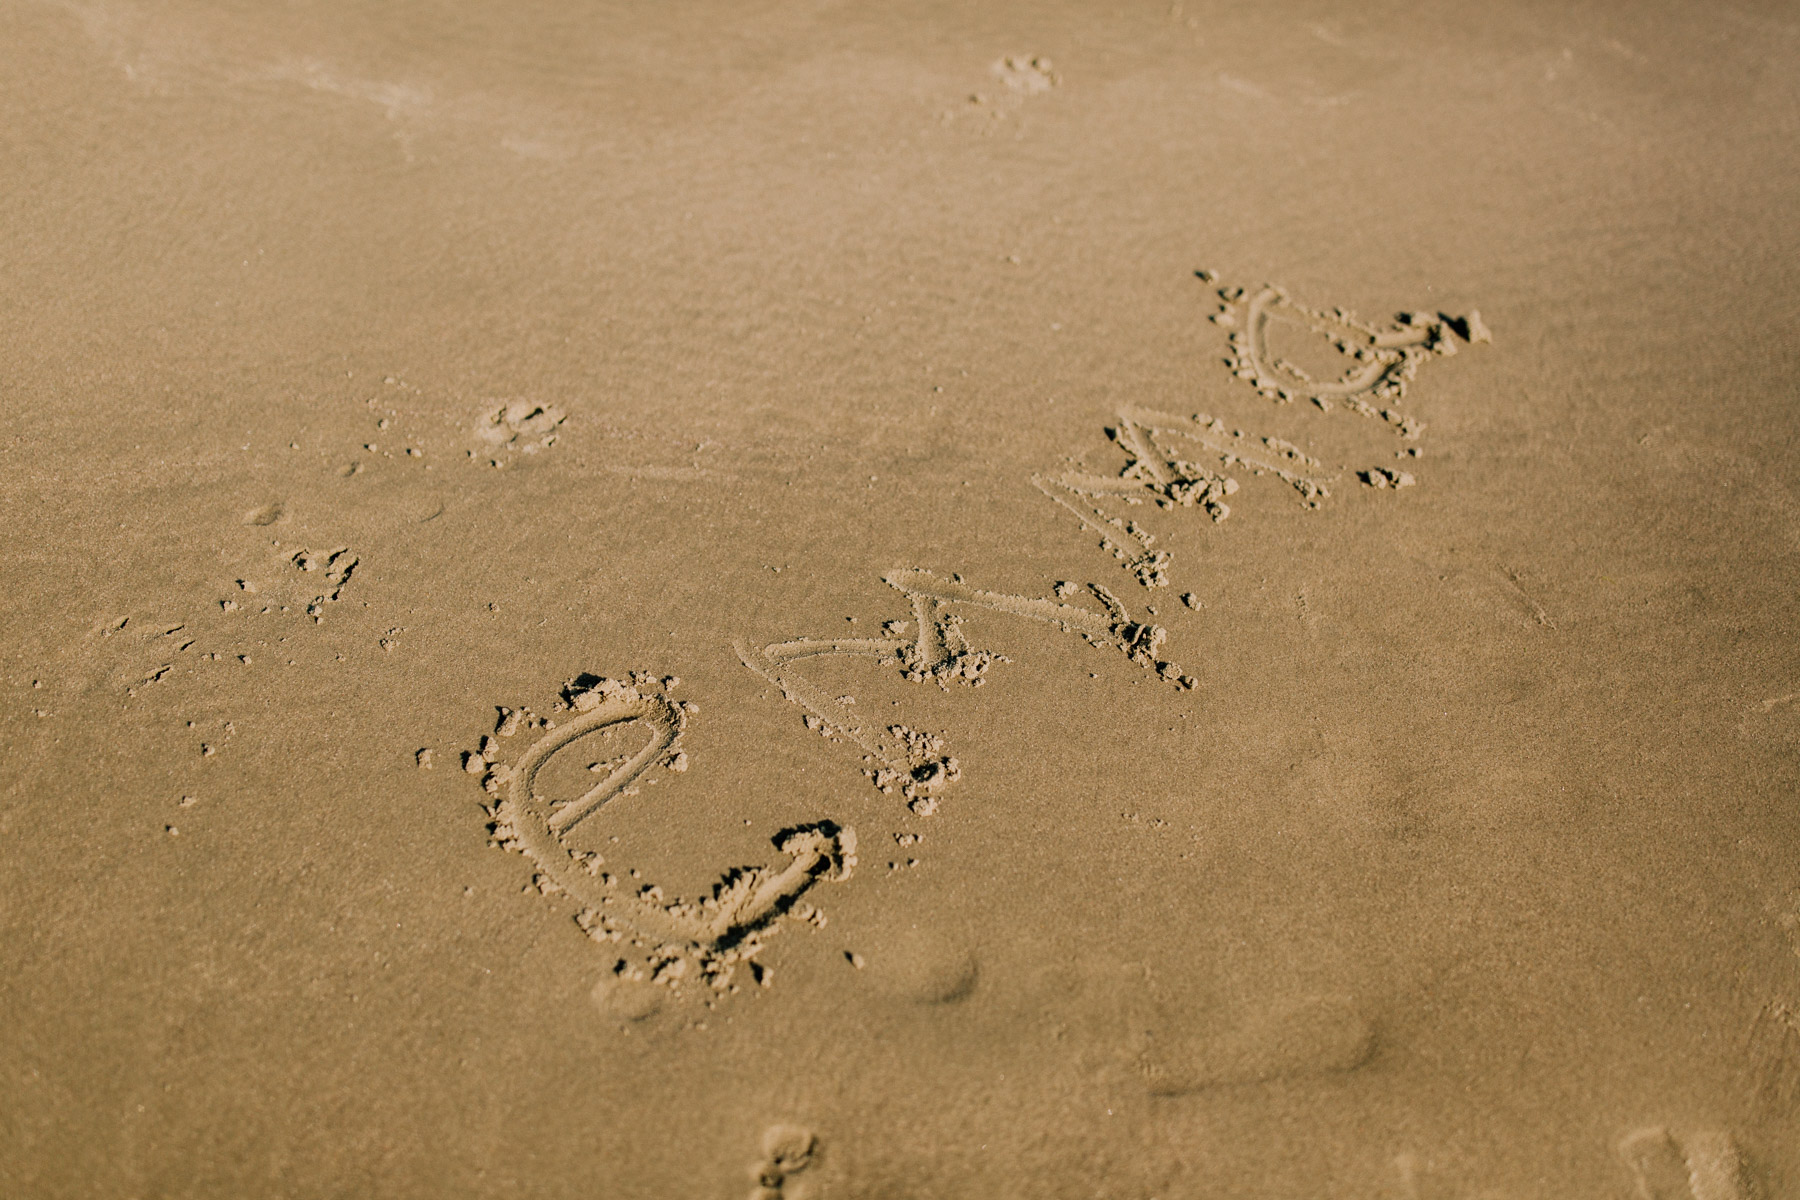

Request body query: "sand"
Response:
[3, 1, 1799, 1196]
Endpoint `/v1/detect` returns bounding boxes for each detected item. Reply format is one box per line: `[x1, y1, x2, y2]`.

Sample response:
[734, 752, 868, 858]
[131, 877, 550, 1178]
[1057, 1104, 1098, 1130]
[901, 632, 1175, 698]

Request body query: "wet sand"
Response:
[3, 2, 1799, 1196]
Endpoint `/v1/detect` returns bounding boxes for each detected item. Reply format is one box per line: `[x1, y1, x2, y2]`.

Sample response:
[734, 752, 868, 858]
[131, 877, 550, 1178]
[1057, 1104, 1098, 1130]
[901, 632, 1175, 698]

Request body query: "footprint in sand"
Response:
[91, 536, 361, 695]
[242, 500, 286, 526]
[860, 929, 979, 1006]
[745, 1122, 819, 1200]
[471, 399, 565, 466]
[472, 673, 857, 994]
[1617, 1126, 1753, 1200]
[1747, 996, 1800, 1114]
[944, 54, 1058, 131]
[590, 973, 664, 1024]
[991, 55, 1058, 95]
[285, 545, 358, 621]
[1129, 993, 1375, 1094]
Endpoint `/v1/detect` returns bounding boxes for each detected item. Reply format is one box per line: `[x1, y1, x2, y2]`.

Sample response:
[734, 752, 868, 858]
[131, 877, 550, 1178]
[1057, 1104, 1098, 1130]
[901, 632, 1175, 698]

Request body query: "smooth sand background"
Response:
[3, 1, 1799, 1196]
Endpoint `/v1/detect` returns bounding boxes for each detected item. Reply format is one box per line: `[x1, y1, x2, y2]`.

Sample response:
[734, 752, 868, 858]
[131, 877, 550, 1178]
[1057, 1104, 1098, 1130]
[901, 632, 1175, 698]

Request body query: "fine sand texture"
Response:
[3, 2, 1799, 1196]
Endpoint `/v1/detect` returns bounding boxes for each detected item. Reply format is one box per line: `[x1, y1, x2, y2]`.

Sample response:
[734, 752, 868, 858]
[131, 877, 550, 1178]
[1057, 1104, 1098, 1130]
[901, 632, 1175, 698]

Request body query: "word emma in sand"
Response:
[464, 276, 1491, 997]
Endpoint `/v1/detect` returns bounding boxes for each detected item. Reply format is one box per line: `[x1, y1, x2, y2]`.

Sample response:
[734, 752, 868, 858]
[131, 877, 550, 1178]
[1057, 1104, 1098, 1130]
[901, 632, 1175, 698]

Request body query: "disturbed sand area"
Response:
[3, 0, 1800, 1196]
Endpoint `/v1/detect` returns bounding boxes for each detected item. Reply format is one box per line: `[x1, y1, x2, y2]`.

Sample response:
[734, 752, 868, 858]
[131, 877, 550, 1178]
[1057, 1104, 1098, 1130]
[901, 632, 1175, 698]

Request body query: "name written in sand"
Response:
[462, 274, 1493, 998]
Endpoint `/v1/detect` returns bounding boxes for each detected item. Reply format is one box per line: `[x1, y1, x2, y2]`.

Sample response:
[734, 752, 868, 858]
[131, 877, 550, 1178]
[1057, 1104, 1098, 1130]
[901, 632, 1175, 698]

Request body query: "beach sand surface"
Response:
[2, 1, 1798, 1196]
